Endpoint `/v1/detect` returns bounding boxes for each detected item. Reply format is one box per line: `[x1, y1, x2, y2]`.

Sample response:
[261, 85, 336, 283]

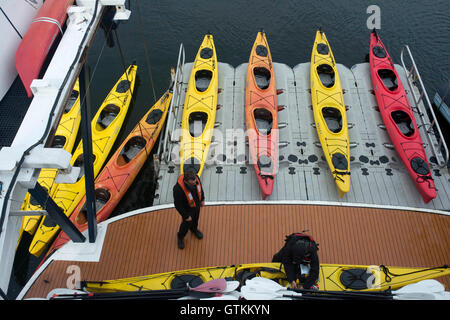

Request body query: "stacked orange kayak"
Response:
[49, 73, 174, 252]
[245, 31, 278, 199]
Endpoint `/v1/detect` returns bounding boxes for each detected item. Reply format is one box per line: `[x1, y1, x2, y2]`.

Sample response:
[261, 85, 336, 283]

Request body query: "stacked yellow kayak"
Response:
[29, 64, 137, 256]
[180, 33, 218, 177]
[19, 80, 81, 241]
[310, 30, 350, 197]
[82, 262, 449, 293]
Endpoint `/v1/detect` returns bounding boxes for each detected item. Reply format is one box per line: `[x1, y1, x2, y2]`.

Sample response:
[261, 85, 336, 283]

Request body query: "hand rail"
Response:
[158, 43, 185, 163]
[399, 45, 449, 168]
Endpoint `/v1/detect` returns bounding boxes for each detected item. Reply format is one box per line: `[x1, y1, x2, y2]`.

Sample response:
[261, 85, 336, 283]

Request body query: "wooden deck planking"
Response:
[24, 204, 450, 298]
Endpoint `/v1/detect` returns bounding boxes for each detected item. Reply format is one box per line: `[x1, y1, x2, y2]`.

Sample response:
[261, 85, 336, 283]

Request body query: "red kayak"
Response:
[15, 0, 74, 97]
[369, 30, 436, 203]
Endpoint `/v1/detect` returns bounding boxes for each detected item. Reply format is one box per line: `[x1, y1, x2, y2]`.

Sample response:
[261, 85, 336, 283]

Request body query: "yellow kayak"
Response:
[29, 64, 137, 256]
[310, 30, 350, 197]
[82, 262, 449, 293]
[180, 34, 218, 177]
[19, 80, 82, 240]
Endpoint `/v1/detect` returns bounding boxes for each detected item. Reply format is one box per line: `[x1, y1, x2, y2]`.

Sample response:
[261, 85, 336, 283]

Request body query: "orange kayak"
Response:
[245, 31, 278, 199]
[49, 77, 174, 251]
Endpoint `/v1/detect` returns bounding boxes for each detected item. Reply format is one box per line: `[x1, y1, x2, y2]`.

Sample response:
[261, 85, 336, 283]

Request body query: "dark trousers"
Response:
[177, 209, 200, 239]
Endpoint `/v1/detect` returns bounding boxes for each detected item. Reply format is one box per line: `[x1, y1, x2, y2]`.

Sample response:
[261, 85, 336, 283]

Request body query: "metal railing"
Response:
[158, 43, 185, 163]
[400, 45, 449, 168]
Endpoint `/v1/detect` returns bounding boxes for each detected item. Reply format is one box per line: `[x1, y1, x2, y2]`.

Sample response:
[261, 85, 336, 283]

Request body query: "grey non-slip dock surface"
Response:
[154, 61, 450, 211]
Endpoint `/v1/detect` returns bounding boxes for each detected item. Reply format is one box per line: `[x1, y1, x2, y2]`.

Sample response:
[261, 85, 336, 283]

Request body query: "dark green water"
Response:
[8, 0, 450, 298]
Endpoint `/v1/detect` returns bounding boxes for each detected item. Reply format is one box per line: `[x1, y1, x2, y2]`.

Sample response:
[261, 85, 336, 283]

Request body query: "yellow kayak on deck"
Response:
[82, 262, 449, 293]
[29, 64, 137, 256]
[180, 34, 218, 177]
[19, 80, 82, 240]
[310, 30, 350, 197]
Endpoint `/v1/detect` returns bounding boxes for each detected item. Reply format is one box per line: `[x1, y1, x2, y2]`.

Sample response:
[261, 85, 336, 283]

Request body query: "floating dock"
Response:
[155, 59, 450, 211]
[16, 54, 450, 300]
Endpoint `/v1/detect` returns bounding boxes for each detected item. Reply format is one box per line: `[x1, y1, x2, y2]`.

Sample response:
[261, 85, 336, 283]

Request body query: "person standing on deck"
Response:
[272, 233, 320, 290]
[173, 171, 205, 249]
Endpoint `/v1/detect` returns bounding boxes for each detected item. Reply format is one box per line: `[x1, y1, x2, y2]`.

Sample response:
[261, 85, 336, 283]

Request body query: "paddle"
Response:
[244, 277, 442, 300]
[50, 278, 228, 300]
[244, 277, 392, 300]
[240, 285, 343, 301]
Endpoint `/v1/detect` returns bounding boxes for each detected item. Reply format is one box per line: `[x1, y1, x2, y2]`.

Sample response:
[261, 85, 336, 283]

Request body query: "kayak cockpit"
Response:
[76, 188, 111, 225]
[188, 111, 208, 137]
[195, 70, 213, 92]
[254, 67, 271, 90]
[322, 107, 343, 133]
[317, 64, 335, 88]
[117, 136, 147, 165]
[378, 69, 398, 91]
[65, 89, 79, 113]
[97, 104, 120, 130]
[254, 108, 273, 135]
[391, 110, 415, 137]
[73, 153, 97, 182]
[51, 135, 67, 149]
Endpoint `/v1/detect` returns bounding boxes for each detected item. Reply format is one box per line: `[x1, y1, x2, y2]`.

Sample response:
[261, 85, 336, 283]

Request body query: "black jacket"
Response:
[173, 180, 205, 220]
[273, 236, 320, 289]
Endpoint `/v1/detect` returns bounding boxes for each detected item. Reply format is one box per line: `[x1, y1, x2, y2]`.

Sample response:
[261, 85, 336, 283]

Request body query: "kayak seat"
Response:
[378, 69, 398, 91]
[256, 45, 268, 57]
[391, 110, 414, 137]
[65, 89, 79, 113]
[119, 136, 146, 163]
[195, 70, 212, 92]
[98, 104, 120, 129]
[73, 153, 97, 182]
[51, 135, 67, 149]
[322, 107, 342, 133]
[254, 67, 271, 90]
[189, 112, 208, 137]
[317, 64, 335, 88]
[76, 188, 111, 225]
[254, 108, 273, 135]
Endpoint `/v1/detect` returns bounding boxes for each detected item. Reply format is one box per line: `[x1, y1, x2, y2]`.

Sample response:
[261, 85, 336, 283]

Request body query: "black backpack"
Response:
[285, 232, 319, 254]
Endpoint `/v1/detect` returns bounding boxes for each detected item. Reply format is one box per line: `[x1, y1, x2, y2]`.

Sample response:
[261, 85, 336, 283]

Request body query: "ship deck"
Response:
[20, 203, 450, 299]
[154, 61, 450, 211]
[17, 58, 450, 299]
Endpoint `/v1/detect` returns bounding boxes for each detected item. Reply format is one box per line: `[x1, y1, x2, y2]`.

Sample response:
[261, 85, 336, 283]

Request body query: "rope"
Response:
[380, 264, 448, 283]
[332, 170, 351, 183]
[135, 0, 157, 103]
